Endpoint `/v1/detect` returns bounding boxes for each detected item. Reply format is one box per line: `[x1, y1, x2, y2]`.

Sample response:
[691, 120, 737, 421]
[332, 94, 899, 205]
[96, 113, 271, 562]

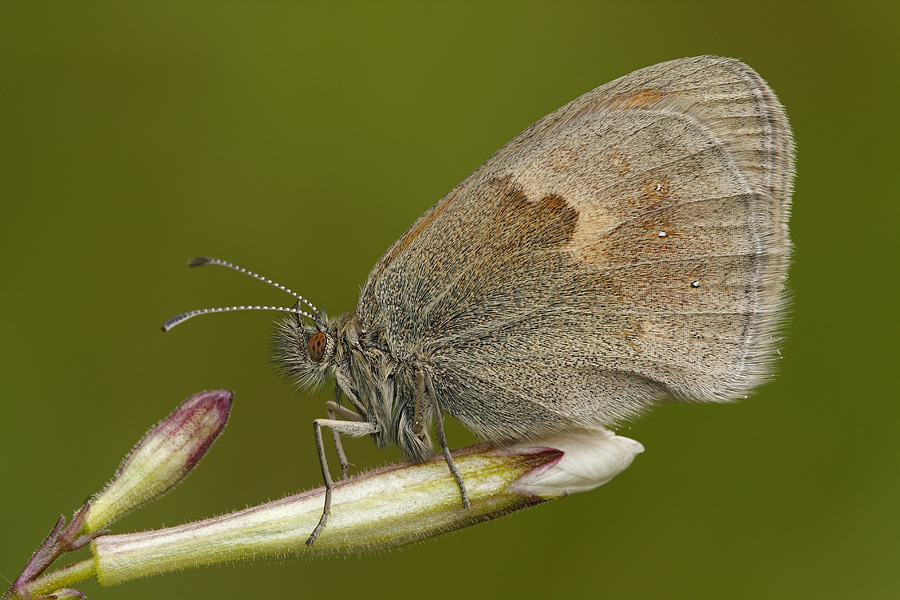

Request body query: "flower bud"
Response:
[84, 390, 232, 532]
[509, 428, 644, 496]
[91, 428, 640, 585]
[37, 588, 86, 599]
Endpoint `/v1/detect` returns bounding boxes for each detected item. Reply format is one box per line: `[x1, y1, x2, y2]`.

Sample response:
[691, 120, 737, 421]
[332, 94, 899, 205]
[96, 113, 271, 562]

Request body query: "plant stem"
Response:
[10, 558, 96, 600]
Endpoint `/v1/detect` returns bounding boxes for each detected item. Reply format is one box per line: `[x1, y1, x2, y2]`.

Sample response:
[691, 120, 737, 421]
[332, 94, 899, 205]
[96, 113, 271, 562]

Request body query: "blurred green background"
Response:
[2, 2, 897, 599]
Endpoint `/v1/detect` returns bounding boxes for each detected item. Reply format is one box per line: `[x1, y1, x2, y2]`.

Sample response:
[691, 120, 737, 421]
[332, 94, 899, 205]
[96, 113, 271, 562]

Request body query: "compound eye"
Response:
[308, 332, 327, 363]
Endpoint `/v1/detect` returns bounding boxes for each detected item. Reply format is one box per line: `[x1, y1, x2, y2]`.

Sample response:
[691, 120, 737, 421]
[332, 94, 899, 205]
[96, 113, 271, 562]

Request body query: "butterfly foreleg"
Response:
[306, 414, 379, 547]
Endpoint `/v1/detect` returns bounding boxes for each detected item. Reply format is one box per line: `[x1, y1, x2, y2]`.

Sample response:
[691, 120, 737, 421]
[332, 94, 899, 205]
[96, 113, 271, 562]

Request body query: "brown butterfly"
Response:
[165, 55, 794, 546]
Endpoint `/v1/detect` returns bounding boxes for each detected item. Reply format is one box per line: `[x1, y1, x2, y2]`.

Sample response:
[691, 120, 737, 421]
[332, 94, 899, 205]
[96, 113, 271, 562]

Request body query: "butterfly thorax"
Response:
[341, 311, 437, 462]
[275, 309, 435, 461]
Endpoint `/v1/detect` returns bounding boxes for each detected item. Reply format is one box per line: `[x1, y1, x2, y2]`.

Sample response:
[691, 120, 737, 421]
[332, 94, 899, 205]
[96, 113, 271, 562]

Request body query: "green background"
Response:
[2, 2, 897, 599]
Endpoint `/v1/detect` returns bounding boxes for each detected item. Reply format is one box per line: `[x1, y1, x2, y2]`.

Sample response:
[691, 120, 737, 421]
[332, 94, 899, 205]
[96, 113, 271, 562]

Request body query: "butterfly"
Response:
[165, 55, 794, 545]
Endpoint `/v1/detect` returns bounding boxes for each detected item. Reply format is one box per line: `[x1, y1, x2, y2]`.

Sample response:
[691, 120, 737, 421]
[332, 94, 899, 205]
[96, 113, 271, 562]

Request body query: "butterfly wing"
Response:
[358, 56, 794, 442]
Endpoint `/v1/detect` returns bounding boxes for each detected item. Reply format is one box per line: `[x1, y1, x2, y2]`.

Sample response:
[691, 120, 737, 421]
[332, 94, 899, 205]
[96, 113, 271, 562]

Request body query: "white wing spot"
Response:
[691, 280, 701, 288]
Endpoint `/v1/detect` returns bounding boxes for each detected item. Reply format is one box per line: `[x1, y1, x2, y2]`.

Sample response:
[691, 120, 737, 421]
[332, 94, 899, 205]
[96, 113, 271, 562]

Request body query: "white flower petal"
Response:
[509, 429, 644, 496]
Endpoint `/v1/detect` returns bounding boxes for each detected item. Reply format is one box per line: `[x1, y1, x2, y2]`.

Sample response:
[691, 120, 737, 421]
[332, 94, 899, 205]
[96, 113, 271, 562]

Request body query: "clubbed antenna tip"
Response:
[162, 257, 320, 331]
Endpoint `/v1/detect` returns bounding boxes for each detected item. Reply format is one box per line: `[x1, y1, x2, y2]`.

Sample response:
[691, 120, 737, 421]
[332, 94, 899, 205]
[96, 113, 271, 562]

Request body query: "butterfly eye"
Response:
[308, 332, 327, 362]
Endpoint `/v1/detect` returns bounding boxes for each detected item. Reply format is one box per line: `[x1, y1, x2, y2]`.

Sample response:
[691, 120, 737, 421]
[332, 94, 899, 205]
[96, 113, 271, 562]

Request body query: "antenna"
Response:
[162, 257, 320, 332]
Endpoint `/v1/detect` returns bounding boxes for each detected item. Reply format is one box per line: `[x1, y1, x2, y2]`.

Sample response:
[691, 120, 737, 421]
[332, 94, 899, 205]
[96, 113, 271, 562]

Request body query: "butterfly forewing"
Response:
[358, 56, 793, 443]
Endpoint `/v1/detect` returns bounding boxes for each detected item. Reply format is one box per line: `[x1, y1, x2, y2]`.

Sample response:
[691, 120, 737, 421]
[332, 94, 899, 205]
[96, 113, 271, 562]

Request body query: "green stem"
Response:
[21, 558, 96, 599]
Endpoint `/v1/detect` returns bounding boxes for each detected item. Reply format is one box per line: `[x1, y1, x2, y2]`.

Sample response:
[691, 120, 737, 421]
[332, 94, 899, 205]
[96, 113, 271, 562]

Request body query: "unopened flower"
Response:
[84, 390, 232, 532]
[510, 428, 644, 495]
[34, 588, 85, 599]
[90, 428, 641, 586]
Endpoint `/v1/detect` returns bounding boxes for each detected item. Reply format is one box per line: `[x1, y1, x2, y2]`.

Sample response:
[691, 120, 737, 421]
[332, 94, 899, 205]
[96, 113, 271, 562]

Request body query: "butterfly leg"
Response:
[325, 383, 364, 480]
[422, 369, 471, 510]
[306, 417, 379, 547]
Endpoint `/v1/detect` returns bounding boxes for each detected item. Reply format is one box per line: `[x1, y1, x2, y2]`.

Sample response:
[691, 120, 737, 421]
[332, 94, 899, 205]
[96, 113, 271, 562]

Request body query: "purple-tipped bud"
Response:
[84, 391, 232, 532]
[36, 589, 86, 599]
